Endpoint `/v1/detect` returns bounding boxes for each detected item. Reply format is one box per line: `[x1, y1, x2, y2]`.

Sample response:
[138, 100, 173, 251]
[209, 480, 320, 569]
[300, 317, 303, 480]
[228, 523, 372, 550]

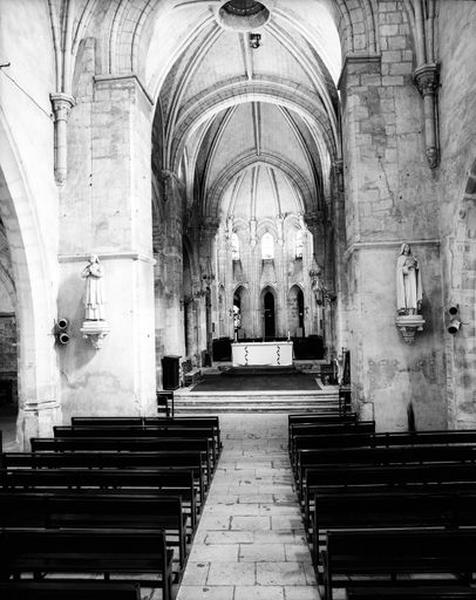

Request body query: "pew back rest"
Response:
[0, 527, 170, 567]
[325, 528, 476, 568]
[0, 582, 141, 600]
[0, 492, 183, 529]
[2, 451, 205, 470]
[305, 463, 476, 488]
[288, 414, 358, 426]
[31, 437, 211, 453]
[299, 444, 476, 469]
[345, 587, 476, 600]
[315, 491, 476, 530]
[291, 422, 375, 437]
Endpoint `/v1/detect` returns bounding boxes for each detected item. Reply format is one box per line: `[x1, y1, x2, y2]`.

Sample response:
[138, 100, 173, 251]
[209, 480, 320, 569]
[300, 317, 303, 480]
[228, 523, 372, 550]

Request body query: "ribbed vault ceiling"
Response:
[147, 0, 342, 221]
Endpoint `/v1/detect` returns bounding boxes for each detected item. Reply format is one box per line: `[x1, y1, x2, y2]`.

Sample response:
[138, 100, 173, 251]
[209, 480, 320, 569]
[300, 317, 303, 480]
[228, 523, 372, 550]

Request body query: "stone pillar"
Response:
[58, 74, 156, 419]
[276, 214, 286, 336]
[304, 211, 332, 340]
[339, 53, 445, 430]
[161, 171, 185, 359]
[414, 63, 440, 168]
[198, 218, 219, 360]
[249, 219, 260, 336]
[331, 159, 347, 352]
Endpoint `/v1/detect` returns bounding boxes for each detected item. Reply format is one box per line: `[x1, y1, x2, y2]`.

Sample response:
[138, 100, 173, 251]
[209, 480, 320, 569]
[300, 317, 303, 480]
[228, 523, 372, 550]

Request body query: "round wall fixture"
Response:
[218, 0, 270, 31]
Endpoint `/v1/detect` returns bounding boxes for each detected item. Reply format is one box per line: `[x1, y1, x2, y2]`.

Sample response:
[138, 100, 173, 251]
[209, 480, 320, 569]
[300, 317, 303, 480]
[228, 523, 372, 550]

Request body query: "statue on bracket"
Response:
[80, 255, 110, 349]
[81, 255, 105, 320]
[395, 243, 425, 344]
[396, 243, 423, 316]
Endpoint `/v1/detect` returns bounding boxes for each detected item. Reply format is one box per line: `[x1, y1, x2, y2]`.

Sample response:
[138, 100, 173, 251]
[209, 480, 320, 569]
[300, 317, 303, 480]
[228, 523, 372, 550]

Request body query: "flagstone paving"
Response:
[175, 413, 320, 600]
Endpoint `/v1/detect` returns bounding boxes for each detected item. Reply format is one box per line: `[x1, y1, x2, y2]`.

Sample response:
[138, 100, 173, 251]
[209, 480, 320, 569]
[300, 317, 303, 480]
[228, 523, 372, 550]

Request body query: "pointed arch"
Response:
[0, 110, 60, 446]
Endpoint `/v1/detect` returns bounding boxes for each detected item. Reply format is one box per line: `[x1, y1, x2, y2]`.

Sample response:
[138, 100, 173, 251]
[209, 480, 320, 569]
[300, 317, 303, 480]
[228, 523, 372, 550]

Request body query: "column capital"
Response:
[50, 92, 76, 121]
[414, 62, 439, 96]
[304, 211, 324, 229]
[201, 217, 220, 236]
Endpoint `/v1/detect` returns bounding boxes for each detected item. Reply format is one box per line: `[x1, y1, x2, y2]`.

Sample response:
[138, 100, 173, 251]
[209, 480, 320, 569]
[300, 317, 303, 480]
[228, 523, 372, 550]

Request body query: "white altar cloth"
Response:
[231, 341, 293, 367]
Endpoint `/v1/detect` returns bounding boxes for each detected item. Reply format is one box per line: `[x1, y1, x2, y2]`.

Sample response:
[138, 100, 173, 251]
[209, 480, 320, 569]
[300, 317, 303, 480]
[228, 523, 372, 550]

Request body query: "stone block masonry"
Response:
[175, 414, 319, 600]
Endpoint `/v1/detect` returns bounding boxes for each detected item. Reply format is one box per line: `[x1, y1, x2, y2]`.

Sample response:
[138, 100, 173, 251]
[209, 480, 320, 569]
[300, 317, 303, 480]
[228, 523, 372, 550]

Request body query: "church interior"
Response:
[0, 0, 475, 598]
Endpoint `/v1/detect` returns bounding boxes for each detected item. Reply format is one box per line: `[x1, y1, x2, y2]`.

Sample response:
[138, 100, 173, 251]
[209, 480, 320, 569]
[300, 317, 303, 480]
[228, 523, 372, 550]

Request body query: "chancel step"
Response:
[173, 389, 340, 414]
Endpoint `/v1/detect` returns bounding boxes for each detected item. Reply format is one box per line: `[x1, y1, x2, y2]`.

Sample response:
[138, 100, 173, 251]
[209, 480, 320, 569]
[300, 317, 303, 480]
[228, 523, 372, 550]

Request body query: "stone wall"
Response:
[214, 216, 325, 342]
[0, 0, 61, 445]
[340, 2, 446, 431]
[59, 46, 156, 419]
[437, 1, 476, 428]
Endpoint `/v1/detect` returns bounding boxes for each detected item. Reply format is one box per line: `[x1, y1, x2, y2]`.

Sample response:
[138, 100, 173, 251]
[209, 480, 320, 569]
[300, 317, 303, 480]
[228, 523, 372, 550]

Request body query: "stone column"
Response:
[305, 212, 327, 339]
[331, 159, 347, 352]
[58, 75, 156, 419]
[276, 214, 286, 336]
[248, 219, 260, 336]
[161, 170, 185, 359]
[339, 53, 445, 430]
[414, 63, 440, 168]
[198, 218, 219, 360]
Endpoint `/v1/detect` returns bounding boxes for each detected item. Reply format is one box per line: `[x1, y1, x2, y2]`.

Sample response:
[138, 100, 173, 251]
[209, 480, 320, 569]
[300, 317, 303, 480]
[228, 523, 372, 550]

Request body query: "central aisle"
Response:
[176, 413, 319, 600]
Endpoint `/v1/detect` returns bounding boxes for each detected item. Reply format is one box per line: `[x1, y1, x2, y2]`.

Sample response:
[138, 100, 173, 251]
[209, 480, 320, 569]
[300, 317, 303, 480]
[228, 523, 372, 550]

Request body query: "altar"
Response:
[231, 341, 293, 367]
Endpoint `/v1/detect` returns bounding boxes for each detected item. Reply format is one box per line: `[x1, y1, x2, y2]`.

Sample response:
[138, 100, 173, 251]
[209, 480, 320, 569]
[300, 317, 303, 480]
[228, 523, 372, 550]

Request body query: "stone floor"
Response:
[176, 413, 319, 600]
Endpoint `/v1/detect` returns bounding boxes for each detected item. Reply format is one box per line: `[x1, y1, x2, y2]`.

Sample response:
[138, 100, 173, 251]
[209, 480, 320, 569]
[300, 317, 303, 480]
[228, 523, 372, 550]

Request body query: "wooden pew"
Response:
[1, 467, 199, 528]
[54, 425, 219, 467]
[2, 451, 207, 503]
[0, 527, 174, 600]
[296, 445, 476, 498]
[71, 415, 222, 453]
[289, 421, 376, 463]
[321, 528, 476, 600]
[0, 582, 141, 600]
[147, 416, 222, 452]
[302, 462, 476, 531]
[313, 489, 476, 559]
[294, 429, 476, 456]
[345, 587, 476, 600]
[288, 413, 358, 440]
[30, 438, 213, 491]
[288, 413, 358, 425]
[0, 491, 188, 568]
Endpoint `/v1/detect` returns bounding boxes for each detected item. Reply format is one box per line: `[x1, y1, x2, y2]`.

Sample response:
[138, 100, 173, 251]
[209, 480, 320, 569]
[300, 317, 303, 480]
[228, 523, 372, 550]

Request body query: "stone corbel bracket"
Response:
[413, 63, 440, 168]
[395, 314, 425, 344]
[80, 320, 110, 350]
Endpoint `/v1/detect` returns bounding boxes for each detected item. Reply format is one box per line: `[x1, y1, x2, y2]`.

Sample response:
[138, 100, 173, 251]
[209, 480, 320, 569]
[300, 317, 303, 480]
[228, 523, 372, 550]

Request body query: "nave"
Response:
[177, 413, 317, 600]
[2, 404, 476, 599]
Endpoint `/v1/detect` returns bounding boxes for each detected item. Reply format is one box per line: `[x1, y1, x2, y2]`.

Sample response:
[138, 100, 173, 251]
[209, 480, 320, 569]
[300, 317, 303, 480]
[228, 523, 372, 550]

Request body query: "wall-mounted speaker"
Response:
[55, 318, 70, 344]
[447, 305, 461, 335]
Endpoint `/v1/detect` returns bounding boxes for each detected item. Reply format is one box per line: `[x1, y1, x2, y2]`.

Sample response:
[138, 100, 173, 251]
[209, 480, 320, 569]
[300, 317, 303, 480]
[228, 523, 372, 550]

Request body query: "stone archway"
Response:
[233, 285, 250, 340]
[446, 159, 476, 428]
[0, 113, 60, 448]
[261, 286, 277, 339]
[0, 228, 17, 422]
[288, 284, 305, 338]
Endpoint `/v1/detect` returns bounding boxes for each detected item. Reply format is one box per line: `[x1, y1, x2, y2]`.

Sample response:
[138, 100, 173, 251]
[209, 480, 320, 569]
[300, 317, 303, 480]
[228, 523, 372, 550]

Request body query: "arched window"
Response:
[231, 232, 240, 260]
[295, 229, 304, 258]
[261, 232, 274, 259]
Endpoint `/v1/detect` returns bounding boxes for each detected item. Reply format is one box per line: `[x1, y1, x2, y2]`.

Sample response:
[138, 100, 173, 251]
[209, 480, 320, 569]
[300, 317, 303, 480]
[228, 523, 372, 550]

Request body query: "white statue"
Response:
[233, 304, 241, 329]
[396, 243, 423, 315]
[81, 255, 105, 320]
